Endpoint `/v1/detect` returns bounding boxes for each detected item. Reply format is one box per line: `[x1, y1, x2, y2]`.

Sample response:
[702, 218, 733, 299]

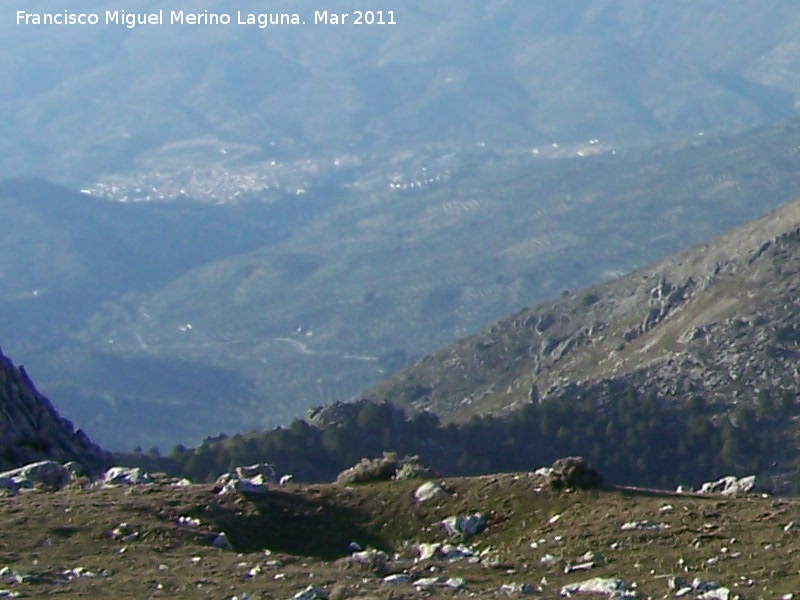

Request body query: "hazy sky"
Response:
[2, 1, 799, 183]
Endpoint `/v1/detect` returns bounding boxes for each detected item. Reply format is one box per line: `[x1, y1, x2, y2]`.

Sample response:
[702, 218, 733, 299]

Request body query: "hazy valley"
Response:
[9, 4, 800, 595]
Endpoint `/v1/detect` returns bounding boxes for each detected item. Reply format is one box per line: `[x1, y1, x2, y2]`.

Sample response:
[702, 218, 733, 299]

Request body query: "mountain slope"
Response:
[0, 345, 110, 471]
[367, 194, 800, 436]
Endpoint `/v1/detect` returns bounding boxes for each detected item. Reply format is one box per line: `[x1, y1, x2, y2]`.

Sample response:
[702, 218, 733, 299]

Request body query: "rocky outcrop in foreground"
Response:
[0, 346, 110, 473]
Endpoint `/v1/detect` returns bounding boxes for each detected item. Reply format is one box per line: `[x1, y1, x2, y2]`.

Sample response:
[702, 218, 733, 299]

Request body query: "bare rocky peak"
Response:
[0, 346, 110, 473]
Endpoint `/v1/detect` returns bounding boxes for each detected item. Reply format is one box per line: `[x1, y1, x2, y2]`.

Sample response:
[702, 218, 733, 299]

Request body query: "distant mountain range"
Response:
[7, 120, 800, 450]
[5, 1, 800, 184]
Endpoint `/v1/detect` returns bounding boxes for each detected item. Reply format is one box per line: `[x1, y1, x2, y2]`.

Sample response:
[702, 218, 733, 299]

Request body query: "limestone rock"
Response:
[291, 584, 327, 600]
[414, 481, 446, 503]
[215, 464, 276, 496]
[102, 466, 151, 486]
[234, 463, 277, 483]
[335, 452, 431, 485]
[500, 582, 535, 595]
[441, 513, 485, 539]
[560, 576, 636, 598]
[0, 460, 71, 491]
[542, 457, 604, 490]
[698, 474, 770, 496]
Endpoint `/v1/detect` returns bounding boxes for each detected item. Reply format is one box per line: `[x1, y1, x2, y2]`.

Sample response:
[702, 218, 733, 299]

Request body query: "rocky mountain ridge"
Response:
[357, 195, 800, 475]
[0, 345, 110, 472]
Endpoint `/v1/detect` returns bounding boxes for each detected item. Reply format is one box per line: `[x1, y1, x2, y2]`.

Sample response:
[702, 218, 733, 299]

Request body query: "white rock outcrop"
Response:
[414, 481, 446, 503]
[0, 460, 71, 491]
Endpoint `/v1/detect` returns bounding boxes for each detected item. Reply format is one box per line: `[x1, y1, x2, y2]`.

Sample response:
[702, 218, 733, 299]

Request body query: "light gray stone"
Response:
[414, 481, 446, 503]
[620, 520, 666, 531]
[216, 464, 276, 495]
[560, 576, 636, 598]
[445, 577, 466, 589]
[500, 582, 535, 595]
[102, 466, 150, 486]
[291, 584, 327, 600]
[235, 463, 277, 483]
[0, 460, 70, 490]
[414, 576, 442, 589]
[697, 588, 730, 600]
[417, 542, 441, 560]
[441, 513, 485, 538]
[698, 474, 769, 496]
[383, 573, 412, 584]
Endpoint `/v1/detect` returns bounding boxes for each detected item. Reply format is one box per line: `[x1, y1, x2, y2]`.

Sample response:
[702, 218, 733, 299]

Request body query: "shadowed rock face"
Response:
[0, 346, 111, 473]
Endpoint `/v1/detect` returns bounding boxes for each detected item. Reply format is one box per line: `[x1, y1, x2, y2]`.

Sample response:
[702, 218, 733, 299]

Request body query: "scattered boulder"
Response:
[500, 582, 535, 595]
[697, 591, 730, 600]
[414, 481, 446, 503]
[234, 463, 277, 483]
[441, 513, 485, 539]
[540, 457, 604, 490]
[414, 576, 443, 590]
[444, 577, 466, 590]
[224, 479, 270, 496]
[417, 542, 441, 561]
[560, 576, 636, 598]
[63, 461, 85, 478]
[335, 452, 432, 485]
[0, 460, 70, 491]
[102, 466, 150, 486]
[440, 543, 476, 560]
[383, 573, 413, 584]
[620, 520, 667, 531]
[416, 542, 476, 561]
[565, 551, 605, 573]
[215, 463, 276, 495]
[291, 584, 327, 600]
[109, 522, 139, 542]
[344, 548, 389, 574]
[697, 474, 770, 496]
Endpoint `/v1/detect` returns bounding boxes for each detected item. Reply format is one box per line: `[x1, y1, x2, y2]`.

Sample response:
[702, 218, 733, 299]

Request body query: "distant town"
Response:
[81, 139, 613, 204]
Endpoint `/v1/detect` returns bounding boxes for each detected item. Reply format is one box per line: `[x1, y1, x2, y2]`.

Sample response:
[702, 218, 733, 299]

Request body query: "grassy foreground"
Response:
[0, 474, 797, 598]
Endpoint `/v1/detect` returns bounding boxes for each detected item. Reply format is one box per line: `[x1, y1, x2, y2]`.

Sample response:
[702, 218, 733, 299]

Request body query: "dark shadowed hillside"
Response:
[0, 345, 110, 471]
